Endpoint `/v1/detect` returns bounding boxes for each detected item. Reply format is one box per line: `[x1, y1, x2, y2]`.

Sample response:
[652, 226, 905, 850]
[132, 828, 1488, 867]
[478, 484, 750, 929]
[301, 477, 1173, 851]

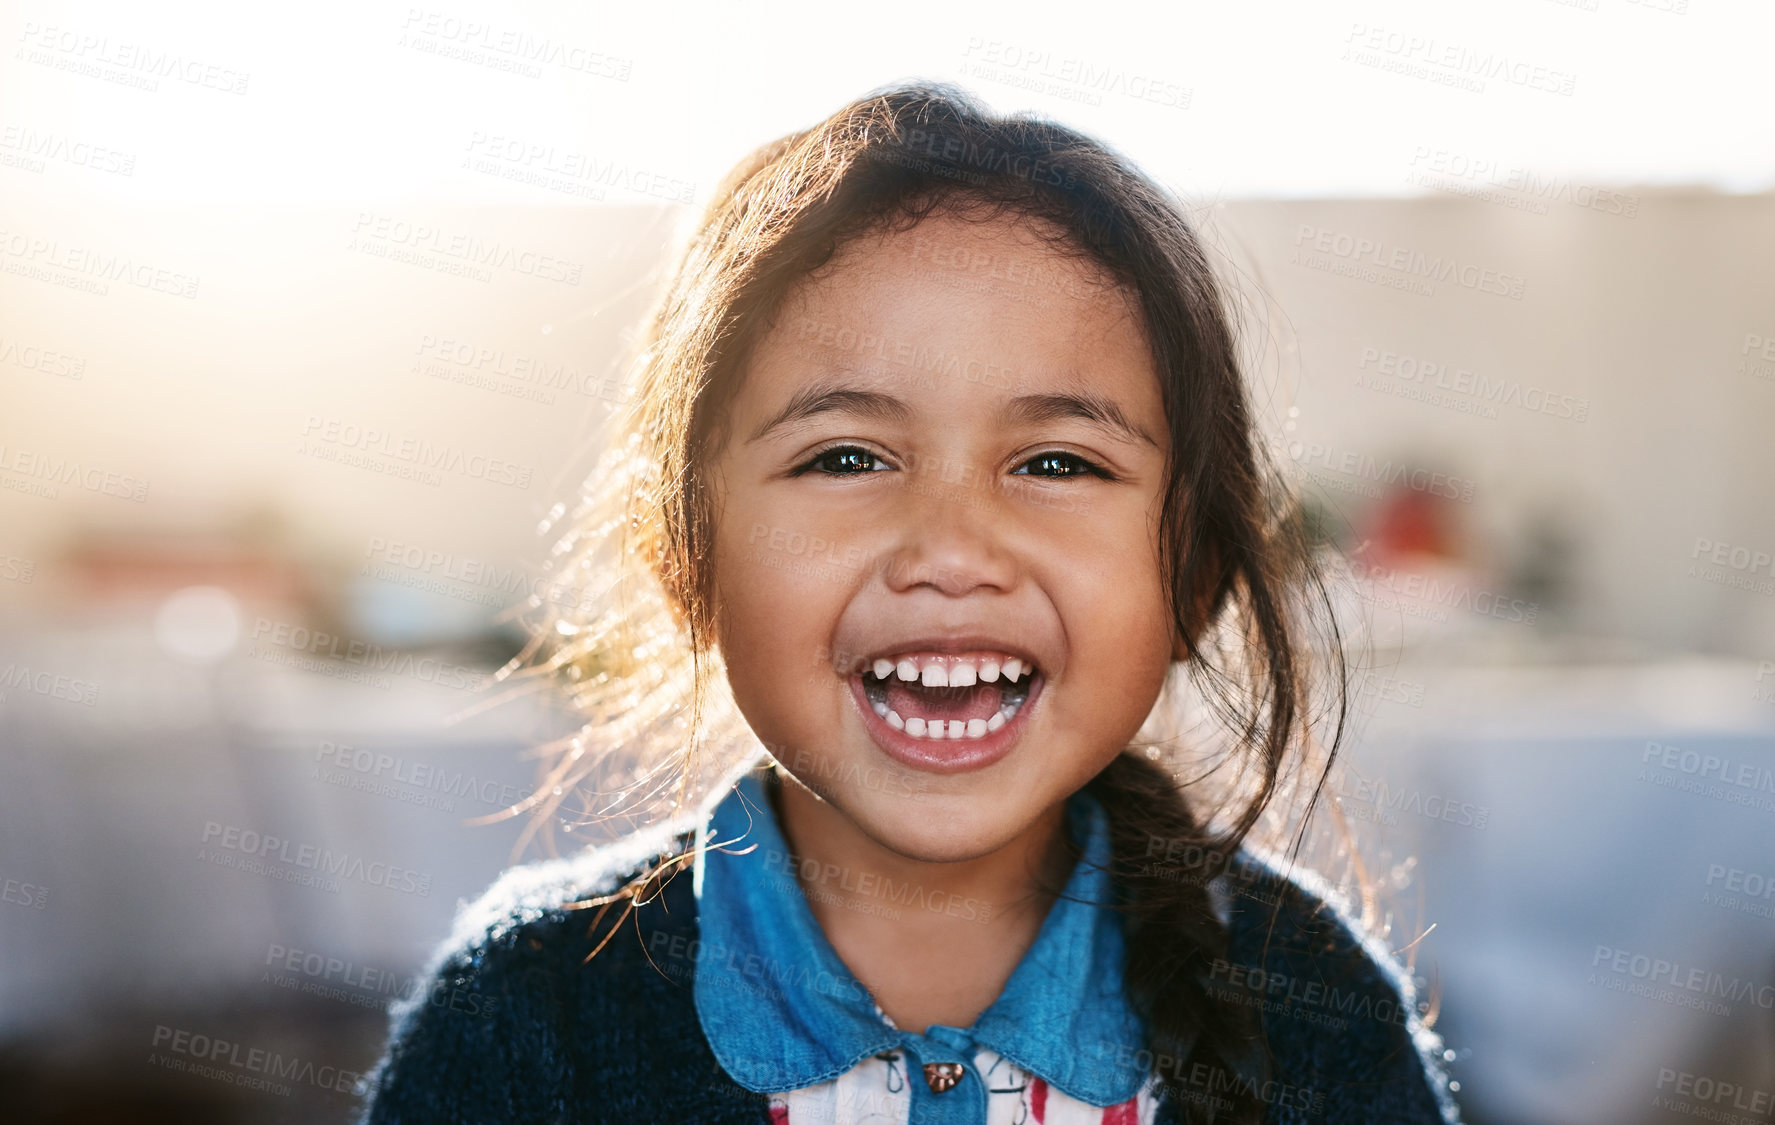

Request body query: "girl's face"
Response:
[709, 207, 1179, 863]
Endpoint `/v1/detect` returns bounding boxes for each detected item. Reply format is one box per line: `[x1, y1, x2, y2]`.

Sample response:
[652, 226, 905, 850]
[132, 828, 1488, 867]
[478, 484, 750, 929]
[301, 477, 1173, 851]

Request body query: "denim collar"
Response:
[691, 767, 1147, 1107]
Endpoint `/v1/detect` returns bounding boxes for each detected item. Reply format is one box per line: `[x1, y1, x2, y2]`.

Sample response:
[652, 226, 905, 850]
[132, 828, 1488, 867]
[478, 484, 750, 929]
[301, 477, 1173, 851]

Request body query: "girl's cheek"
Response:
[716, 543, 850, 693]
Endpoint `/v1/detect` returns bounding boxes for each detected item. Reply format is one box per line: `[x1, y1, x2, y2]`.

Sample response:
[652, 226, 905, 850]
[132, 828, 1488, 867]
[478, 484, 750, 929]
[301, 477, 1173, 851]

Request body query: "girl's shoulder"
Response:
[387, 815, 703, 1008]
[355, 819, 767, 1124]
[428, 816, 699, 958]
[1207, 847, 1466, 1124]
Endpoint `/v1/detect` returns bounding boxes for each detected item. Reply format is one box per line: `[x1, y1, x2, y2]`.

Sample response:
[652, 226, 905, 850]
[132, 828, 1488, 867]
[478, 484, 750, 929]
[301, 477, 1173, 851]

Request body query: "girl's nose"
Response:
[879, 475, 1019, 597]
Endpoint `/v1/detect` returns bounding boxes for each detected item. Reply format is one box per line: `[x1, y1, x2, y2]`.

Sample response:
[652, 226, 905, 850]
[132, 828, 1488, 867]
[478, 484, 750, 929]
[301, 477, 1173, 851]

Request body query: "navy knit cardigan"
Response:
[356, 817, 1464, 1124]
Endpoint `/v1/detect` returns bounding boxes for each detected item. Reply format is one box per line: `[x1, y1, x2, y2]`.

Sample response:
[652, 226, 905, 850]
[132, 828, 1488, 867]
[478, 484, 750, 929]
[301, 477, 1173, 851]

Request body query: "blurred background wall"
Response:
[2, 1, 1773, 1122]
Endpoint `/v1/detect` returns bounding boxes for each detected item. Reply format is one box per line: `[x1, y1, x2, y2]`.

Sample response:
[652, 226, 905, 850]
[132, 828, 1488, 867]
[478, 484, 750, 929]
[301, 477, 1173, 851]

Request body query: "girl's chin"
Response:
[774, 740, 1077, 865]
[826, 787, 1042, 865]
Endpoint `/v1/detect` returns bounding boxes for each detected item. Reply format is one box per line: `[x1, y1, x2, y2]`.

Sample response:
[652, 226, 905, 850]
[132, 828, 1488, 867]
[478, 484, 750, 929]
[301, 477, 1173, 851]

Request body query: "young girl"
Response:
[357, 83, 1464, 1124]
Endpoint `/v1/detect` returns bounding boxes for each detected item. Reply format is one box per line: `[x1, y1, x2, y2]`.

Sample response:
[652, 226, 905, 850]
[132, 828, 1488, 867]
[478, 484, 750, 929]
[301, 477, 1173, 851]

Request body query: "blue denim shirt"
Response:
[691, 768, 1147, 1124]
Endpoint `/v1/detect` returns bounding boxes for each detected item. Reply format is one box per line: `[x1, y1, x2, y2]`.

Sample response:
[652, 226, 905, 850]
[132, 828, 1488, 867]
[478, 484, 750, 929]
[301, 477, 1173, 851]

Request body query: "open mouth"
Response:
[857, 660, 1035, 741]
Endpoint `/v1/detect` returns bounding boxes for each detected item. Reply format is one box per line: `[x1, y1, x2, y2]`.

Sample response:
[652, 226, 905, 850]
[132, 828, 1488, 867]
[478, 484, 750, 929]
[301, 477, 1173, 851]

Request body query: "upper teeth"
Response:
[867, 653, 1030, 684]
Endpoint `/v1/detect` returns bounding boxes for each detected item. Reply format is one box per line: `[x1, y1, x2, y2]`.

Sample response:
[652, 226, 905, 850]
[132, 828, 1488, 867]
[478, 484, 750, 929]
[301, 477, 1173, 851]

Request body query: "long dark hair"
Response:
[501, 81, 1352, 1124]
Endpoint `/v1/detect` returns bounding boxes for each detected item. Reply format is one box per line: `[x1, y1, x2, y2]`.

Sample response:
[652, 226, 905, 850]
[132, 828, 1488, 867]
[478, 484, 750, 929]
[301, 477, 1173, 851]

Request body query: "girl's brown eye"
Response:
[794, 446, 1112, 481]
[1015, 451, 1108, 479]
[797, 445, 886, 476]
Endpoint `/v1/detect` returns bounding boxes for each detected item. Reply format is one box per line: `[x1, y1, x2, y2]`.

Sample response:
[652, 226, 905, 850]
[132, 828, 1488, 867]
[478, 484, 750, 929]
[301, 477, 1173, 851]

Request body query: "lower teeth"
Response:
[861, 671, 1032, 741]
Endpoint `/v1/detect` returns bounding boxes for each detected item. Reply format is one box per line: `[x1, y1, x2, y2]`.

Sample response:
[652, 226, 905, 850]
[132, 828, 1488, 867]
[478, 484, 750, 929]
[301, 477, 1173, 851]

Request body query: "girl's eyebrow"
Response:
[1006, 389, 1160, 449]
[745, 377, 1158, 449]
[745, 381, 913, 445]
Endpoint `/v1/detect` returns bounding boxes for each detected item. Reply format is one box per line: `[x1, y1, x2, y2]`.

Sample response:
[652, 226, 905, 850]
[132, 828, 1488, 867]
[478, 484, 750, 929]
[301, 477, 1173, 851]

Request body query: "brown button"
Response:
[923, 1062, 965, 1093]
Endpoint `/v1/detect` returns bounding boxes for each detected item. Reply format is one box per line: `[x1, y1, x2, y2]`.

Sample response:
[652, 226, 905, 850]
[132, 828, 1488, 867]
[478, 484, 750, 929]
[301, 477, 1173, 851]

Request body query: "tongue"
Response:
[886, 680, 1002, 724]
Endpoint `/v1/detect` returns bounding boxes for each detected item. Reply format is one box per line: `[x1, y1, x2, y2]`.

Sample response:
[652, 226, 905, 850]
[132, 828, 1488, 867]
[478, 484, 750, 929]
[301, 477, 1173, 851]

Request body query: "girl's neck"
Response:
[767, 768, 1078, 1034]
